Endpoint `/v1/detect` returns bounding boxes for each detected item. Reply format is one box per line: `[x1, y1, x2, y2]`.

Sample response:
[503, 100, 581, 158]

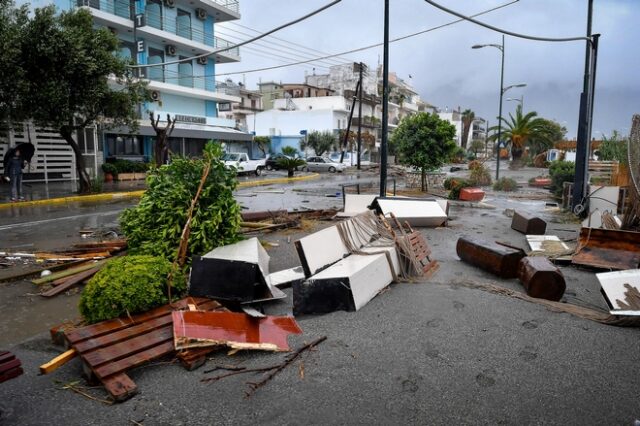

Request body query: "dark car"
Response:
[265, 153, 291, 171]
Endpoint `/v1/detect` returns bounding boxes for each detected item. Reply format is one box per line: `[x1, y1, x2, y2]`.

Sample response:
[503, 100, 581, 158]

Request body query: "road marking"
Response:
[0, 210, 123, 231]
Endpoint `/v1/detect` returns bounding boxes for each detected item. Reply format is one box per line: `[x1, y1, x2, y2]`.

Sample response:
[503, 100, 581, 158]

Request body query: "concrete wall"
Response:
[248, 109, 348, 137]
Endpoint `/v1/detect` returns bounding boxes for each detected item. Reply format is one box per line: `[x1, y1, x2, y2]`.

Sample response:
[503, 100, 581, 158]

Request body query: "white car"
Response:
[303, 156, 347, 173]
[222, 152, 266, 176]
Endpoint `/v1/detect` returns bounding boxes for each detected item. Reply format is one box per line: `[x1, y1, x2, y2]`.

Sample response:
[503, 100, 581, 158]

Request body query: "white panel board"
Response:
[359, 246, 400, 278]
[296, 225, 350, 276]
[202, 237, 270, 278]
[596, 269, 640, 316]
[526, 235, 569, 252]
[336, 194, 378, 217]
[374, 198, 447, 227]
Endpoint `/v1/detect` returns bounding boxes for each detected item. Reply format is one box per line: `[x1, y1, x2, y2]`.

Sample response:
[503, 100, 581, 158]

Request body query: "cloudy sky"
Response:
[214, 0, 639, 139]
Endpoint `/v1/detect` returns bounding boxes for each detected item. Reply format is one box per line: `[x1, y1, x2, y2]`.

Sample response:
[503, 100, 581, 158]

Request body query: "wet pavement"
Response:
[5, 164, 638, 425]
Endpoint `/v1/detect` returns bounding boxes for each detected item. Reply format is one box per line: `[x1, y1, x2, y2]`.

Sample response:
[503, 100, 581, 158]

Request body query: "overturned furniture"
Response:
[294, 211, 436, 315]
[335, 193, 378, 218]
[189, 237, 285, 303]
[597, 269, 640, 316]
[62, 297, 225, 401]
[572, 228, 640, 270]
[518, 257, 566, 301]
[456, 237, 525, 279]
[511, 211, 547, 235]
[370, 197, 448, 227]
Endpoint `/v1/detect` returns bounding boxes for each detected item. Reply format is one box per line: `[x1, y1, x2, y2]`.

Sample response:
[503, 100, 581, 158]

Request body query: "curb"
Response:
[0, 173, 320, 209]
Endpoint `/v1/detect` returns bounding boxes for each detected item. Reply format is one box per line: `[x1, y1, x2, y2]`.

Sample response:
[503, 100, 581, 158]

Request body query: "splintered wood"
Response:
[63, 297, 226, 401]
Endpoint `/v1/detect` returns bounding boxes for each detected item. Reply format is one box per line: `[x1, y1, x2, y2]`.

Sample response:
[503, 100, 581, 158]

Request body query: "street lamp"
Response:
[506, 95, 524, 110]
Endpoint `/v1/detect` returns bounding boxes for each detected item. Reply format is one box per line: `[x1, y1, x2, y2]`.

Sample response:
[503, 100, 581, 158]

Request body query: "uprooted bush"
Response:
[493, 177, 519, 192]
[79, 256, 186, 324]
[120, 142, 241, 261]
[468, 163, 492, 186]
[549, 160, 575, 197]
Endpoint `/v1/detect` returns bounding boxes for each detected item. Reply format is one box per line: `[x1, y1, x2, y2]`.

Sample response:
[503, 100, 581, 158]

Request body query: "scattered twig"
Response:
[57, 380, 114, 405]
[201, 365, 278, 383]
[203, 365, 247, 374]
[245, 336, 327, 398]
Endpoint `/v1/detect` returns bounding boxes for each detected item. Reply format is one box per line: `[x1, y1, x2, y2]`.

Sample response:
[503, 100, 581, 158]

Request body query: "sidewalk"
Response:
[0, 172, 320, 208]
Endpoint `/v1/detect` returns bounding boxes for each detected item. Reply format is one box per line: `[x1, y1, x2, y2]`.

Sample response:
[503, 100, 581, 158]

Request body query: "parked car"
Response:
[303, 156, 347, 173]
[265, 153, 291, 171]
[222, 152, 266, 176]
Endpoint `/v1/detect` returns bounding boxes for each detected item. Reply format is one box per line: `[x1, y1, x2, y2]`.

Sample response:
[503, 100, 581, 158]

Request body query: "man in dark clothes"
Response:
[6, 148, 26, 202]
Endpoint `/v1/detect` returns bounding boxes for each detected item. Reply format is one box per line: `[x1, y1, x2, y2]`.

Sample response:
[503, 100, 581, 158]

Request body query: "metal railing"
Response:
[208, 0, 239, 13]
[144, 13, 238, 55]
[75, 0, 132, 19]
[148, 67, 208, 90]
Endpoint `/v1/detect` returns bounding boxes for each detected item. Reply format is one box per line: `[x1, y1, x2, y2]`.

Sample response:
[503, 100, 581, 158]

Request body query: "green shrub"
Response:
[468, 160, 482, 171]
[493, 177, 518, 192]
[79, 256, 186, 324]
[120, 142, 241, 261]
[277, 157, 306, 177]
[468, 164, 492, 186]
[101, 163, 117, 176]
[108, 159, 149, 174]
[549, 160, 575, 197]
[446, 178, 472, 199]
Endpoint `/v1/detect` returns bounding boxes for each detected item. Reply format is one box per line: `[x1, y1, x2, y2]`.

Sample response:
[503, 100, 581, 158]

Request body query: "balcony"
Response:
[352, 116, 380, 128]
[141, 14, 239, 63]
[198, 0, 240, 22]
[147, 68, 240, 102]
[75, 0, 135, 33]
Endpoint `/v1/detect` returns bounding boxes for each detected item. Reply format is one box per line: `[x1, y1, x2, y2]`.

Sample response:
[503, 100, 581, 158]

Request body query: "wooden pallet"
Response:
[63, 297, 226, 401]
[406, 231, 439, 277]
[0, 351, 23, 383]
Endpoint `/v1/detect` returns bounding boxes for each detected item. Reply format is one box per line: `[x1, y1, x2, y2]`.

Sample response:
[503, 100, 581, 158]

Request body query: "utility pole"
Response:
[572, 0, 594, 215]
[380, 0, 389, 197]
[357, 62, 364, 170]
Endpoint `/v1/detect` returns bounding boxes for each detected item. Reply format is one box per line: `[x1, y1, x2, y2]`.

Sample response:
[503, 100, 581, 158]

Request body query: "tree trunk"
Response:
[154, 132, 168, 166]
[287, 169, 294, 178]
[421, 168, 428, 192]
[60, 127, 91, 193]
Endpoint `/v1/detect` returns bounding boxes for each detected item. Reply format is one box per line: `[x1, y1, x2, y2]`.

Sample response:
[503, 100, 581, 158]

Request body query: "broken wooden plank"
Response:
[39, 348, 77, 374]
[102, 373, 138, 402]
[32, 261, 105, 285]
[0, 259, 87, 284]
[572, 228, 640, 270]
[172, 311, 302, 352]
[40, 267, 103, 297]
[0, 351, 23, 383]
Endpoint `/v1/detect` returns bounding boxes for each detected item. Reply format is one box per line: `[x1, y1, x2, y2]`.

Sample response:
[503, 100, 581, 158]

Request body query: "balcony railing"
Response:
[76, 0, 132, 19]
[149, 68, 208, 90]
[144, 13, 239, 56]
[209, 0, 239, 13]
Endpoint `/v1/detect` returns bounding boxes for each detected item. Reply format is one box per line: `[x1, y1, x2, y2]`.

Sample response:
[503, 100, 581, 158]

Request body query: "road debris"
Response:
[572, 228, 640, 270]
[459, 187, 485, 201]
[172, 311, 302, 352]
[456, 237, 525, 278]
[518, 256, 566, 301]
[370, 197, 447, 227]
[0, 351, 23, 383]
[597, 269, 640, 316]
[511, 211, 547, 235]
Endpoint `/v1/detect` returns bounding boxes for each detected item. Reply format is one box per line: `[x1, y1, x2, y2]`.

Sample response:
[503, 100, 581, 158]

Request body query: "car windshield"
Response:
[222, 153, 240, 161]
[322, 157, 333, 163]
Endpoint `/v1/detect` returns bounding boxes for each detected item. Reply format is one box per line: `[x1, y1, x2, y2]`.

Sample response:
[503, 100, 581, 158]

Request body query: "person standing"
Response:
[7, 148, 26, 202]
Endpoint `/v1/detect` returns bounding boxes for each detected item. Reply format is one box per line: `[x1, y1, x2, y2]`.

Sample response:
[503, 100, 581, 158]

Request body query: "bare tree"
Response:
[150, 113, 177, 166]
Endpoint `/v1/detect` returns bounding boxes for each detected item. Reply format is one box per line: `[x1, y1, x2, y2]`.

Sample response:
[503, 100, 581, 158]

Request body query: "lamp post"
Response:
[473, 36, 527, 180]
[506, 95, 524, 110]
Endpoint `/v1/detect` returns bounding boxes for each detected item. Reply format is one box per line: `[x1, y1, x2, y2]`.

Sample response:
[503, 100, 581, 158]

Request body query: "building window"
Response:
[148, 48, 165, 82]
[178, 56, 193, 88]
[106, 134, 143, 156]
[176, 9, 192, 40]
[145, 0, 163, 30]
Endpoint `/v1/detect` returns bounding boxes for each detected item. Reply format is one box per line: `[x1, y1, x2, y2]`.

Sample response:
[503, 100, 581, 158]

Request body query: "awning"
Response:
[106, 123, 253, 142]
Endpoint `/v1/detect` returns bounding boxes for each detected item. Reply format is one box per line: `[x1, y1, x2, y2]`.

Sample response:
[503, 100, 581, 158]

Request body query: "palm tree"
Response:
[488, 105, 548, 162]
[461, 109, 475, 150]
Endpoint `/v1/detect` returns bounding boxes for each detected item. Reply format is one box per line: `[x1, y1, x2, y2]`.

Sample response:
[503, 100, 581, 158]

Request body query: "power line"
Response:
[423, 0, 591, 44]
[217, 24, 349, 66]
[225, 21, 358, 64]
[128, 0, 342, 68]
[214, 29, 346, 68]
[211, 0, 520, 77]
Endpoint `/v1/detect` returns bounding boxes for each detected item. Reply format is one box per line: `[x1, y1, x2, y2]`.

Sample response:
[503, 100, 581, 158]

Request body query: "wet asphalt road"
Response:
[2, 166, 639, 425]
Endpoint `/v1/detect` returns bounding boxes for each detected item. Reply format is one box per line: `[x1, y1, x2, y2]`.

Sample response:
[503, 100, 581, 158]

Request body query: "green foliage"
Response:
[101, 163, 117, 176]
[277, 157, 306, 177]
[79, 256, 185, 324]
[281, 146, 298, 157]
[597, 131, 628, 164]
[527, 119, 566, 156]
[0, 0, 29, 122]
[469, 139, 486, 156]
[460, 109, 475, 149]
[4, 5, 150, 192]
[108, 159, 149, 173]
[493, 177, 519, 192]
[549, 160, 575, 196]
[89, 176, 103, 193]
[468, 164, 492, 186]
[120, 142, 241, 261]
[450, 146, 466, 163]
[445, 178, 472, 199]
[254, 136, 270, 156]
[391, 112, 457, 191]
[302, 131, 337, 156]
